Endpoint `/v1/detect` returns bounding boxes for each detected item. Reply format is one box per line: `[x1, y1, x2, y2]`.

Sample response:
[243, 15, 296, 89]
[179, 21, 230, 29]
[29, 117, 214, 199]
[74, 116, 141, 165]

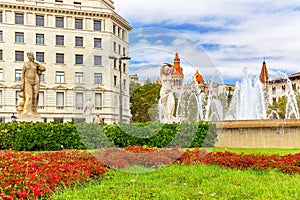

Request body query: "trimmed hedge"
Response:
[0, 121, 217, 151]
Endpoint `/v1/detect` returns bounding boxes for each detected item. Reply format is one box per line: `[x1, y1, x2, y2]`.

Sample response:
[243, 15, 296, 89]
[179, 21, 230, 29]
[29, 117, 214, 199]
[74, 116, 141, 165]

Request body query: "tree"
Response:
[130, 82, 161, 122]
[129, 81, 142, 96]
[267, 96, 287, 119]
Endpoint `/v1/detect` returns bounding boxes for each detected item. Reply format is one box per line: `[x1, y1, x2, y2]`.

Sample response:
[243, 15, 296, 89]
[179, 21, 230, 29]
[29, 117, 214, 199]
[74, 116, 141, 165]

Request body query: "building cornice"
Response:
[0, 2, 109, 20]
[0, 2, 131, 30]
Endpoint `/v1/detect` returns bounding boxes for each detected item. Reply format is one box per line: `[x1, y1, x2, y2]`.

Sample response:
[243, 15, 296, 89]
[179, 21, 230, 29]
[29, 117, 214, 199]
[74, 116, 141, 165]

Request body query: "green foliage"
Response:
[130, 82, 161, 122]
[268, 96, 287, 119]
[0, 121, 216, 151]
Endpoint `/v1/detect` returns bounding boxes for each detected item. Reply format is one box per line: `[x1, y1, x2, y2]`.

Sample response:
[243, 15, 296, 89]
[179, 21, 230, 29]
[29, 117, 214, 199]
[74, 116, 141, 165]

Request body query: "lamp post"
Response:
[109, 55, 131, 123]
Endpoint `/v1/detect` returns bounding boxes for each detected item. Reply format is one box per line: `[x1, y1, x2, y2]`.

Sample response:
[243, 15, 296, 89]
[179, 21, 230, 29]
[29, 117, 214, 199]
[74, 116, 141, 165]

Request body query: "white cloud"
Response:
[114, 0, 300, 82]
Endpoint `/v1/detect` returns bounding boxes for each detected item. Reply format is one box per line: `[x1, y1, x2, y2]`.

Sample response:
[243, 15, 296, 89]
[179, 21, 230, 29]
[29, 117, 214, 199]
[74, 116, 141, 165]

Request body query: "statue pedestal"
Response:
[18, 114, 43, 122]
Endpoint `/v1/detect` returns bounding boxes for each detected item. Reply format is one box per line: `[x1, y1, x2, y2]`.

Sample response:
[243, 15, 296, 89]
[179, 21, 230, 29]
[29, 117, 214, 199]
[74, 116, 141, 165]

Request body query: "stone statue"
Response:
[159, 62, 176, 123]
[84, 97, 94, 123]
[17, 52, 46, 119]
[94, 113, 102, 123]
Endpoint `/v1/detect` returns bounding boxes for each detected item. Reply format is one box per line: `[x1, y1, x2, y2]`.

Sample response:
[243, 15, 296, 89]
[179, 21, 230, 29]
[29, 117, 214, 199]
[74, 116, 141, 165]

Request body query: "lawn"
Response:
[51, 164, 300, 200]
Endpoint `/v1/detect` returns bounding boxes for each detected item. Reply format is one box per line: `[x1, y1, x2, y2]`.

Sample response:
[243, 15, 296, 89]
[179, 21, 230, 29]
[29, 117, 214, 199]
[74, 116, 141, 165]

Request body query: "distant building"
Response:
[268, 72, 300, 104]
[0, 0, 131, 123]
[257, 60, 300, 104]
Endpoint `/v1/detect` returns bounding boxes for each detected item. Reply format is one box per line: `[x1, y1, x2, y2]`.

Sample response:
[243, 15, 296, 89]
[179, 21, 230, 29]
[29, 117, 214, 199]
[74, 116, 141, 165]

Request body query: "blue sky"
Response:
[114, 0, 300, 84]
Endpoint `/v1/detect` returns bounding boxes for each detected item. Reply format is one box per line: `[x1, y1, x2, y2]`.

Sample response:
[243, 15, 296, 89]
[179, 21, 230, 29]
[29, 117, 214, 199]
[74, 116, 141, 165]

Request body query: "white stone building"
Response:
[0, 0, 132, 123]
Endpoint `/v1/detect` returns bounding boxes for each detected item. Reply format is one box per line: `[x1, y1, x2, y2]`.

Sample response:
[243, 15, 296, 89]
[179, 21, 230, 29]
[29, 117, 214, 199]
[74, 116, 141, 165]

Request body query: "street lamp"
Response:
[109, 55, 131, 123]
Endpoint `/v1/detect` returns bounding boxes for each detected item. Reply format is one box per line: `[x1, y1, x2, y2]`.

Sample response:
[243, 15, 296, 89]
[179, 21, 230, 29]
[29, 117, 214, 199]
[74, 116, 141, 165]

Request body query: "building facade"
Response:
[268, 72, 300, 104]
[0, 0, 132, 123]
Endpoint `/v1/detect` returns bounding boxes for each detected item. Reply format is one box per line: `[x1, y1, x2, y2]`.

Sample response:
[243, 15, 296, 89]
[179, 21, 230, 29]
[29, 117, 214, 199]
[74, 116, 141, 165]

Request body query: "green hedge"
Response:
[0, 121, 217, 151]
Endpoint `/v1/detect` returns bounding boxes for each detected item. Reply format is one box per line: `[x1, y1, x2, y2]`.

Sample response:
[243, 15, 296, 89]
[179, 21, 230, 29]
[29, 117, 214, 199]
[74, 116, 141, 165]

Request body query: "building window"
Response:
[74, 2, 81, 5]
[95, 93, 102, 110]
[113, 24, 116, 34]
[114, 75, 117, 87]
[118, 27, 121, 37]
[75, 72, 83, 83]
[56, 53, 64, 64]
[15, 51, 24, 61]
[123, 63, 126, 73]
[282, 85, 286, 93]
[114, 60, 117, 69]
[56, 16, 64, 28]
[75, 54, 83, 64]
[0, 12, 2, 23]
[0, 50, 2, 61]
[122, 31, 126, 40]
[15, 32, 24, 43]
[94, 55, 102, 66]
[15, 69, 22, 81]
[40, 72, 45, 82]
[94, 20, 101, 31]
[75, 18, 83, 29]
[76, 92, 83, 110]
[94, 38, 101, 48]
[123, 79, 126, 90]
[36, 15, 44, 26]
[272, 87, 276, 95]
[75, 36, 83, 47]
[36, 34, 44, 44]
[36, 52, 44, 62]
[94, 73, 102, 84]
[56, 71, 64, 83]
[15, 13, 24, 25]
[38, 91, 44, 109]
[0, 69, 3, 80]
[16, 90, 22, 107]
[113, 42, 117, 52]
[0, 31, 2, 41]
[56, 35, 64, 46]
[123, 47, 126, 56]
[118, 44, 121, 54]
[55, 0, 63, 2]
[56, 92, 64, 110]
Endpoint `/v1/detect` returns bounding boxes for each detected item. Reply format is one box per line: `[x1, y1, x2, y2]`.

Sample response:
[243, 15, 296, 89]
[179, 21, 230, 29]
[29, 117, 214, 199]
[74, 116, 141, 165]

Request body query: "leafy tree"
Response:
[129, 81, 142, 96]
[268, 96, 287, 119]
[130, 82, 161, 122]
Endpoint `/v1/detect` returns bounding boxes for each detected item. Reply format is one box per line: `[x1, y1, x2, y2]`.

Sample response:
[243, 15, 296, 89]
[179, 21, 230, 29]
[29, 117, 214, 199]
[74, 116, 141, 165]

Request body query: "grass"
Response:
[51, 164, 300, 200]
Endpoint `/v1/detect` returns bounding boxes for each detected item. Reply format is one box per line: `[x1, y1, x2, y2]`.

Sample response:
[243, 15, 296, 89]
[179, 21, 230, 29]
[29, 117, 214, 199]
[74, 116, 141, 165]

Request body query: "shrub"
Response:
[0, 121, 217, 151]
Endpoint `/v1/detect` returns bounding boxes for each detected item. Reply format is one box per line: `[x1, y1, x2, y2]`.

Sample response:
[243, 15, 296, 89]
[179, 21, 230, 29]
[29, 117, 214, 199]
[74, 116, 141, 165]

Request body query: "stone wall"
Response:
[215, 119, 300, 148]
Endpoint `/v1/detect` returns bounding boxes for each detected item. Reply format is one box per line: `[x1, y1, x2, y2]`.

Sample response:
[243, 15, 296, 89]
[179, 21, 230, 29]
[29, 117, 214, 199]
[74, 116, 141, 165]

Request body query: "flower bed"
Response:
[0, 150, 107, 200]
[179, 149, 300, 174]
[1, 147, 300, 200]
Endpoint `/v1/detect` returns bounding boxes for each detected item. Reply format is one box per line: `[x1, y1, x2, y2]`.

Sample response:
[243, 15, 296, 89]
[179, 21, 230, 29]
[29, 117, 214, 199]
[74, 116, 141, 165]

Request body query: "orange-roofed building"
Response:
[172, 53, 184, 88]
[259, 60, 269, 85]
[194, 70, 205, 85]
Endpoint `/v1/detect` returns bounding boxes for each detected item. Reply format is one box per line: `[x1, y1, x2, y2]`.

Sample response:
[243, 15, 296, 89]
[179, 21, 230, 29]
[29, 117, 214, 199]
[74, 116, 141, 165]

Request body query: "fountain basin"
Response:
[215, 119, 300, 148]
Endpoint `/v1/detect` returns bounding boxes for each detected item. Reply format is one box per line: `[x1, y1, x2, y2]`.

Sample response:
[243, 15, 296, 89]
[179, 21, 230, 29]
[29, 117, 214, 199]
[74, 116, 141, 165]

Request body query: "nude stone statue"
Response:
[84, 97, 94, 123]
[159, 62, 176, 123]
[17, 52, 46, 118]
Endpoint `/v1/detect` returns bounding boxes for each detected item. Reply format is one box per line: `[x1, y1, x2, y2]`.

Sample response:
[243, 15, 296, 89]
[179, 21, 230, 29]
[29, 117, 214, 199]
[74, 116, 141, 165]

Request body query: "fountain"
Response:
[157, 62, 300, 148]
